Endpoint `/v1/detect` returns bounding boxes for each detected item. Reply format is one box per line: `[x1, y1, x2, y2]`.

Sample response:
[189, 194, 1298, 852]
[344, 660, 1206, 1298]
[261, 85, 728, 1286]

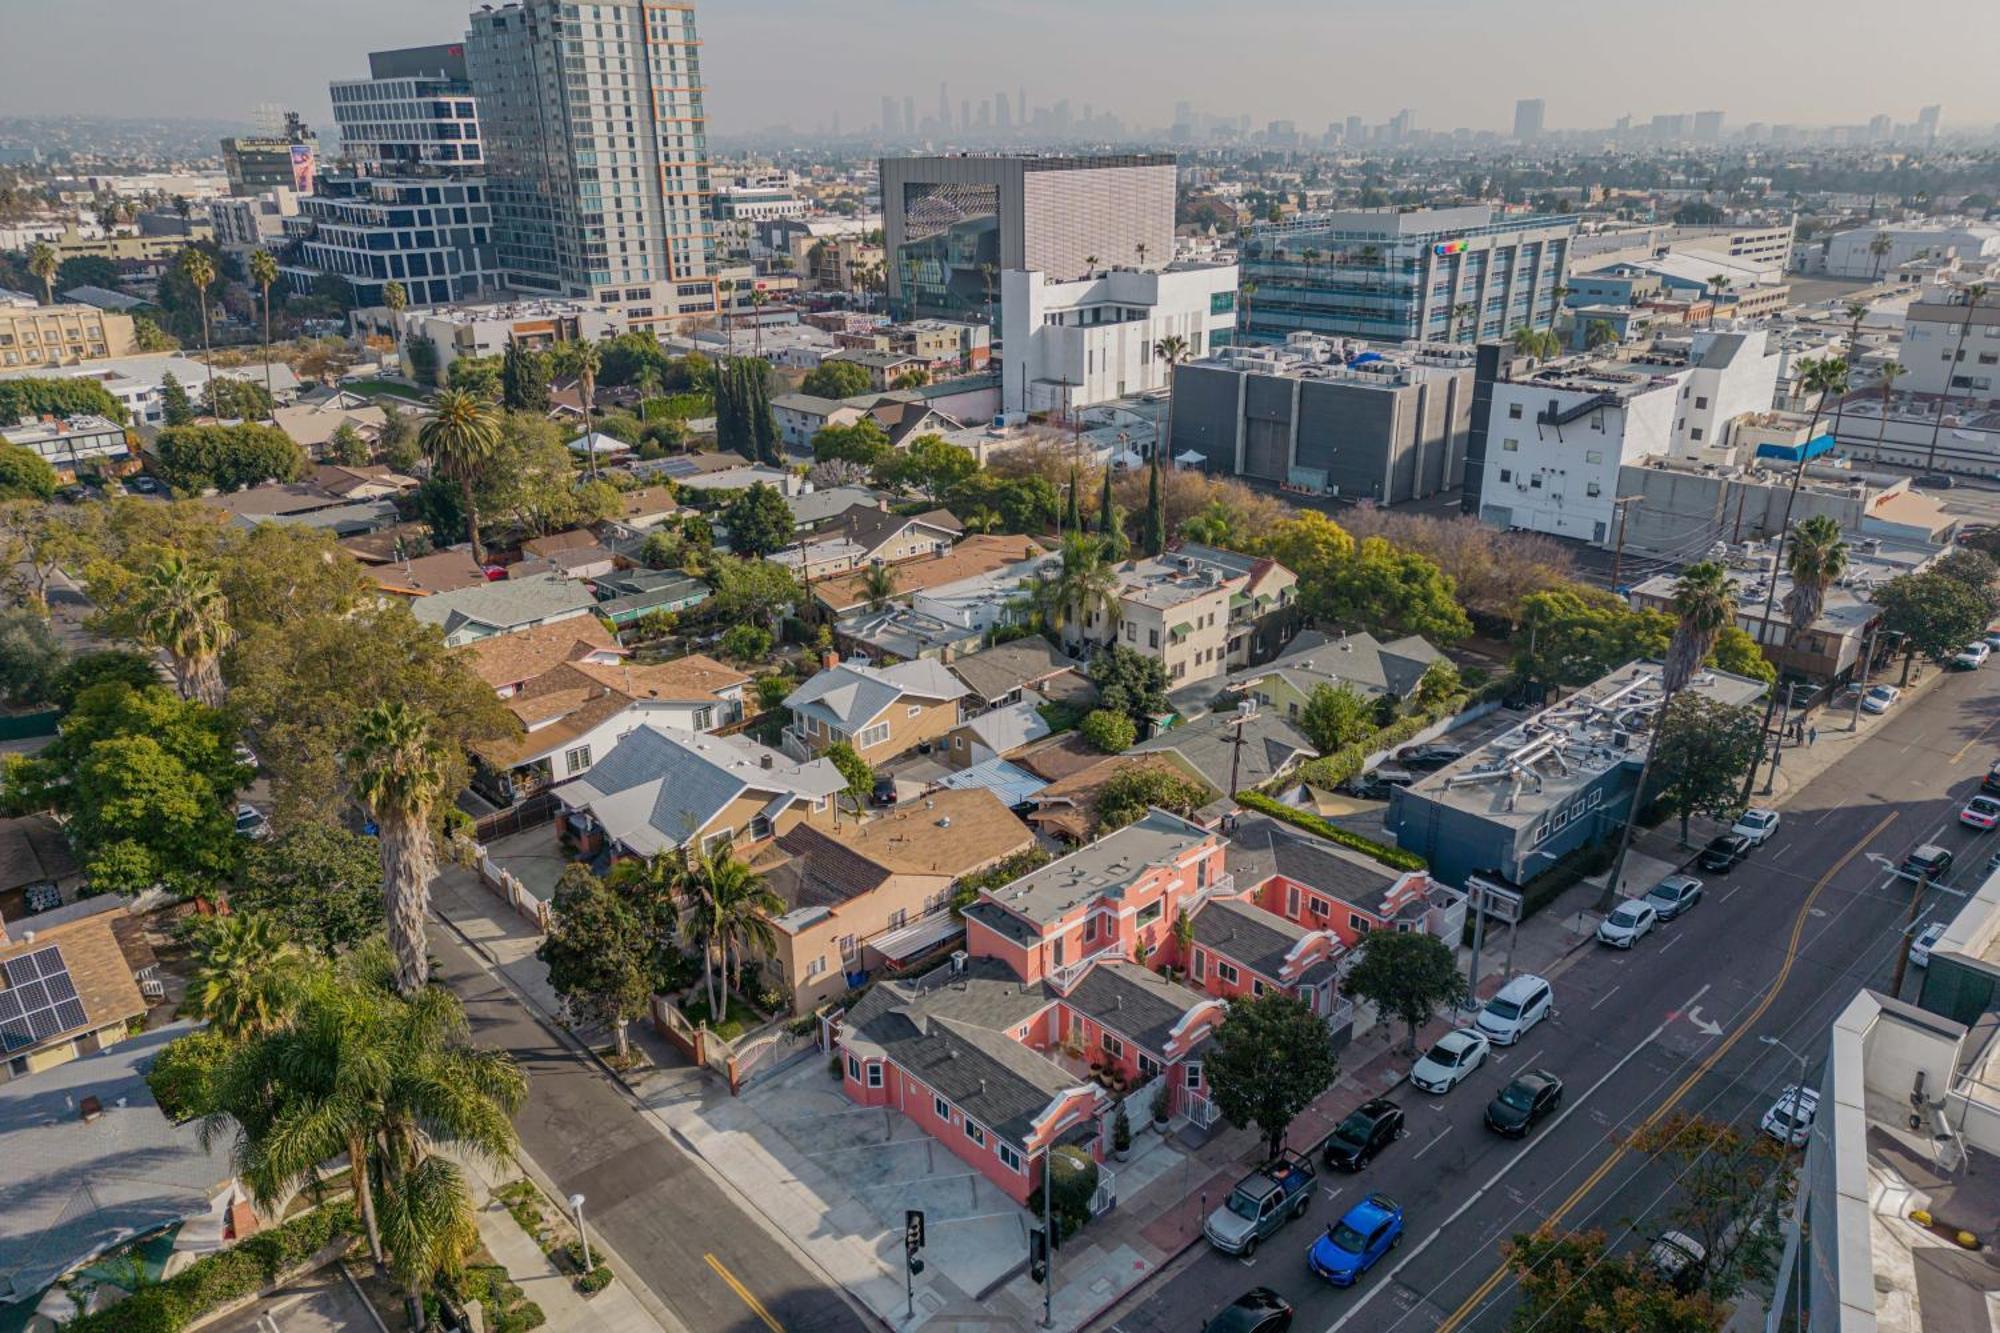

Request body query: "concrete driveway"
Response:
[202, 1267, 373, 1333]
[744, 1055, 1032, 1299]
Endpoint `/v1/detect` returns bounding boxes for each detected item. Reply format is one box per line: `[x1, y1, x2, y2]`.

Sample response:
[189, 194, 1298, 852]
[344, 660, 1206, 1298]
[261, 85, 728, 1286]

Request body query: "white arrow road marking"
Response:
[1684, 1006, 1724, 1037]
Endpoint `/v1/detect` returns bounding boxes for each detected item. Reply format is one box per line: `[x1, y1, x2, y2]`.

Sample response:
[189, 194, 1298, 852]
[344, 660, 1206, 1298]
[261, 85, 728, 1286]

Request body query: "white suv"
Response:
[1475, 974, 1554, 1046]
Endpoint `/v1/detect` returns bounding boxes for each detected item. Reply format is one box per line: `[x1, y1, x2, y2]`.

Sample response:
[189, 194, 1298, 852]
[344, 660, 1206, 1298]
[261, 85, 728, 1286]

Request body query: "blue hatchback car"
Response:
[1306, 1193, 1404, 1287]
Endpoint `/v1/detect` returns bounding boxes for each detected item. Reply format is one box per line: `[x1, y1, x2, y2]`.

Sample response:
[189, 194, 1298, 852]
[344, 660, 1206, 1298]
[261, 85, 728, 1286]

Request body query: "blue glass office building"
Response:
[1238, 205, 1575, 346]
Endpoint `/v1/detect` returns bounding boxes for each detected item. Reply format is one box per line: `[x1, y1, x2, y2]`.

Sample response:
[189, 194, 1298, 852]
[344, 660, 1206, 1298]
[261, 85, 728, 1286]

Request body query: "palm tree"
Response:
[1827, 300, 1871, 446]
[1135, 240, 1149, 268]
[748, 289, 770, 358]
[1030, 530, 1121, 653]
[1924, 283, 1988, 475]
[1869, 232, 1893, 280]
[709, 852, 784, 996]
[1083, 254, 1100, 278]
[248, 250, 280, 415]
[180, 247, 218, 406]
[633, 360, 662, 409]
[418, 389, 501, 563]
[1782, 514, 1849, 633]
[1510, 327, 1560, 360]
[718, 279, 735, 338]
[26, 241, 57, 305]
[1152, 332, 1190, 453]
[136, 552, 232, 707]
[347, 702, 448, 997]
[678, 843, 733, 1019]
[1705, 275, 1731, 326]
[183, 913, 299, 1038]
[1875, 361, 1909, 455]
[1449, 301, 1478, 344]
[552, 340, 605, 479]
[1239, 280, 1257, 341]
[1663, 560, 1738, 693]
[860, 561, 898, 610]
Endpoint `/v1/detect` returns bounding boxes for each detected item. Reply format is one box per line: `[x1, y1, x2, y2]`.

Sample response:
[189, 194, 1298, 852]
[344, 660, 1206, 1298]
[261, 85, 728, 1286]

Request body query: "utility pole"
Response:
[1225, 700, 1254, 812]
[1039, 1144, 1055, 1328]
[903, 1209, 926, 1320]
[1851, 621, 1882, 732]
[1761, 680, 1801, 795]
[1607, 495, 1645, 591]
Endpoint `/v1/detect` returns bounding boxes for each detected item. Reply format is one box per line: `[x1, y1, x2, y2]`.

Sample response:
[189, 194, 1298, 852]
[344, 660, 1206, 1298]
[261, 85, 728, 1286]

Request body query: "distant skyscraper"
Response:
[466, 0, 714, 327]
[977, 101, 991, 129]
[1345, 115, 1364, 144]
[1018, 86, 1027, 129]
[1868, 113, 1892, 142]
[882, 96, 899, 137]
[1693, 110, 1725, 142]
[996, 92, 1011, 129]
[1513, 98, 1546, 141]
[904, 96, 916, 139]
[1918, 104, 1942, 140]
[938, 82, 950, 131]
[961, 99, 971, 133]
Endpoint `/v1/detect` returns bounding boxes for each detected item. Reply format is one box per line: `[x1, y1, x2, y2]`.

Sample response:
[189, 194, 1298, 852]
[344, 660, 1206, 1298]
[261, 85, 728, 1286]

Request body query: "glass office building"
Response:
[1238, 205, 1576, 346]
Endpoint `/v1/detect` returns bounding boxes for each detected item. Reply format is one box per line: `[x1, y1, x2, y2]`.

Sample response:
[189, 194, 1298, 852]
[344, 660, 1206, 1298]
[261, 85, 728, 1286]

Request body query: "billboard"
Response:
[289, 144, 317, 194]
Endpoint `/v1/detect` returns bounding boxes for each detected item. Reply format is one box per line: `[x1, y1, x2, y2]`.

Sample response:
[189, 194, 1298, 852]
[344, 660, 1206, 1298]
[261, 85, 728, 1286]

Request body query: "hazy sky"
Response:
[4, 0, 1997, 139]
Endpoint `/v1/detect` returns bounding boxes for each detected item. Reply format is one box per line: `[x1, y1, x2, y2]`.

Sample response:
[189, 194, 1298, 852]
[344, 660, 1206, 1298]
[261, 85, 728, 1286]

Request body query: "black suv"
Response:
[1340, 769, 1416, 801]
[1485, 1070, 1564, 1137]
[1323, 1098, 1406, 1171]
[1983, 761, 2000, 797]
[1903, 844, 1954, 881]
[1697, 833, 1751, 873]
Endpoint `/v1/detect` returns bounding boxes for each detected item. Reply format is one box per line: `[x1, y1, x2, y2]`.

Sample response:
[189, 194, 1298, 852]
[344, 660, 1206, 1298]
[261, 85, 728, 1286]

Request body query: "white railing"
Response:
[1047, 943, 1123, 993]
[1091, 1165, 1118, 1216]
[1324, 996, 1356, 1036]
[1187, 1091, 1219, 1130]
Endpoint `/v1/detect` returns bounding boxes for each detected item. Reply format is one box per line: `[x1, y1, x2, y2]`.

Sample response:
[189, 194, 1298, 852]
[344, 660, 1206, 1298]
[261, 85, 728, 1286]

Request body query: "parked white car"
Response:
[1910, 921, 1947, 969]
[1596, 899, 1659, 949]
[1731, 808, 1781, 846]
[1761, 1085, 1820, 1148]
[1861, 684, 1901, 714]
[1954, 642, 1992, 670]
[1475, 973, 1554, 1046]
[1409, 1029, 1491, 1094]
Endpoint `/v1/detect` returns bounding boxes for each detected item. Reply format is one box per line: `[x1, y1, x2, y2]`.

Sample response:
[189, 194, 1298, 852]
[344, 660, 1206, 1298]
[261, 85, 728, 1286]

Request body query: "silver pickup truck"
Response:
[1203, 1150, 1317, 1257]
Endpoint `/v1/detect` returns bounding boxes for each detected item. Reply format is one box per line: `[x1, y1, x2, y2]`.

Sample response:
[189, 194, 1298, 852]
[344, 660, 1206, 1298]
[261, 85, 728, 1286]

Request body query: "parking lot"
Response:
[202, 1266, 373, 1333]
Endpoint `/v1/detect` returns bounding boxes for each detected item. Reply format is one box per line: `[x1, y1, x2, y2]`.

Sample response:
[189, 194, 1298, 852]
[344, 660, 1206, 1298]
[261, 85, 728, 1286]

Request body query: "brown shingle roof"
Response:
[370, 549, 489, 597]
[0, 910, 145, 1055]
[813, 534, 1045, 613]
[522, 530, 608, 557]
[456, 617, 628, 692]
[566, 654, 749, 702]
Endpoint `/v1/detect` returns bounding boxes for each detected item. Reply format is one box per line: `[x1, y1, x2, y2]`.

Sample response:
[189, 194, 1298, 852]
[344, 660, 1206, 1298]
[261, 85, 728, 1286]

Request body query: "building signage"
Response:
[289, 144, 318, 194]
[1433, 240, 1469, 257]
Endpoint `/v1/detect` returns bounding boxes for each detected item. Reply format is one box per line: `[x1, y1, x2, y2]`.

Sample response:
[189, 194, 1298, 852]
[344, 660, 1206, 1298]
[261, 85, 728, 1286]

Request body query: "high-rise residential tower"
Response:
[1512, 98, 1545, 142]
[465, 0, 715, 329]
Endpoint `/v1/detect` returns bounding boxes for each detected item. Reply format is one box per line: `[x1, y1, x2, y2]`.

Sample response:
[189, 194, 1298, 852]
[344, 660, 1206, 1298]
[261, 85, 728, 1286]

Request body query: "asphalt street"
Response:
[430, 927, 873, 1333]
[1102, 660, 2000, 1333]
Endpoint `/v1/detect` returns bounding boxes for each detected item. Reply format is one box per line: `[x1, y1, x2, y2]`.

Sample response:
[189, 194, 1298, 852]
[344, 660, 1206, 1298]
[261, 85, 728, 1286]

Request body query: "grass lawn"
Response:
[343, 378, 429, 402]
[679, 993, 762, 1041]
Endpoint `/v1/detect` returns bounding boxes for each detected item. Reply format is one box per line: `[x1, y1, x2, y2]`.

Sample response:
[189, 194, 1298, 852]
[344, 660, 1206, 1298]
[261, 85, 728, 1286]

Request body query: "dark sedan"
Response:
[1396, 744, 1467, 772]
[1322, 1098, 1405, 1171]
[1697, 833, 1752, 873]
[1485, 1069, 1563, 1137]
[1202, 1288, 1294, 1333]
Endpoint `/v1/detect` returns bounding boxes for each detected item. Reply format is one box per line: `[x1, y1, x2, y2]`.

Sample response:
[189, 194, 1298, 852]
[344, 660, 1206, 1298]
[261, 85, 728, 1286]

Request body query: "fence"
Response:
[455, 833, 552, 932]
[473, 791, 559, 843]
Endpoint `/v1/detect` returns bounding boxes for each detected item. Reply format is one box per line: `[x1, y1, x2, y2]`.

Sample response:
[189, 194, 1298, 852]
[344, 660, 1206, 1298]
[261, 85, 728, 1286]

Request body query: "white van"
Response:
[1475, 973, 1554, 1046]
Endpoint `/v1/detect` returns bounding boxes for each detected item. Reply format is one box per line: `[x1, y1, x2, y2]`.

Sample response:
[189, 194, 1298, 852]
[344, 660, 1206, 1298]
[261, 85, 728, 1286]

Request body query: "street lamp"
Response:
[568, 1193, 592, 1271]
[1760, 1034, 1811, 1333]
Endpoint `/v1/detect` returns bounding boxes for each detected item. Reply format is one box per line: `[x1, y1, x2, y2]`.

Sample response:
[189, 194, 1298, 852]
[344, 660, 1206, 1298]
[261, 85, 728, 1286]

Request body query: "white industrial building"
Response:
[1000, 261, 1239, 416]
[1816, 221, 2000, 279]
[1898, 283, 2000, 402]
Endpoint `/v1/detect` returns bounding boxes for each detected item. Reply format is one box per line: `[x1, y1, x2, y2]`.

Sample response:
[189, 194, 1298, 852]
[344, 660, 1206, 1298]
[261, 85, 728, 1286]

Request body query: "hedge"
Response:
[1236, 791, 1427, 872]
[67, 1202, 358, 1333]
[1288, 692, 1471, 793]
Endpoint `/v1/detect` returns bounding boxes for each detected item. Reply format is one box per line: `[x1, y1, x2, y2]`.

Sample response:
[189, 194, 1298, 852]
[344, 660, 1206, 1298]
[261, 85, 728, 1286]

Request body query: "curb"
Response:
[431, 903, 891, 1333]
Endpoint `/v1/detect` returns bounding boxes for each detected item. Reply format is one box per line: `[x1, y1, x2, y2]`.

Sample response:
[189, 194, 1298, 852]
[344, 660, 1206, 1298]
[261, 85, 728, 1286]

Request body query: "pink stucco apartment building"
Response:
[831, 807, 1464, 1206]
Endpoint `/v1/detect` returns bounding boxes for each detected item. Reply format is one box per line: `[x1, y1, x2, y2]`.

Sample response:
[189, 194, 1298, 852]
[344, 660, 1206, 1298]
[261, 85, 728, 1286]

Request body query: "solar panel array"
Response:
[0, 945, 86, 1053]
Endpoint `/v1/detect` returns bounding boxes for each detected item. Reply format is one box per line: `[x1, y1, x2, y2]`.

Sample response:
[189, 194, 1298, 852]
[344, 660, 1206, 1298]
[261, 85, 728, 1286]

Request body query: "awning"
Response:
[869, 912, 965, 963]
[1753, 433, 1835, 464]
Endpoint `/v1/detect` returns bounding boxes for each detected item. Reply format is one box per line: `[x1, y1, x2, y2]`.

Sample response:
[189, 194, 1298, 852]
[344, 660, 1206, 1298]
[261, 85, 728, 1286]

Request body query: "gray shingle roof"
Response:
[784, 659, 968, 730]
[1060, 962, 1209, 1056]
[1226, 814, 1402, 912]
[409, 572, 598, 637]
[1131, 711, 1316, 794]
[0, 1023, 232, 1303]
[1190, 898, 1310, 982]
[946, 635, 1077, 705]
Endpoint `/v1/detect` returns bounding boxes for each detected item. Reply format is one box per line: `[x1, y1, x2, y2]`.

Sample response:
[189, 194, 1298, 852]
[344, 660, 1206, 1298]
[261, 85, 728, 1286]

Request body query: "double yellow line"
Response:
[706, 1252, 784, 1332]
[1435, 809, 1898, 1332]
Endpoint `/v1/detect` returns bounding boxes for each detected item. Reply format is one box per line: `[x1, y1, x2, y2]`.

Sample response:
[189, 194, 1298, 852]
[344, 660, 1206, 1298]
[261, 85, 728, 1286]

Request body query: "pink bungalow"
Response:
[1226, 812, 1457, 947]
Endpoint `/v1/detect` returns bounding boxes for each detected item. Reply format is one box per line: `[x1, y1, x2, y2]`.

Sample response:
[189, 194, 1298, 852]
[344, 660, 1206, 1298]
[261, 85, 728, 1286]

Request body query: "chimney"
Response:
[823, 650, 840, 671]
[761, 753, 774, 770]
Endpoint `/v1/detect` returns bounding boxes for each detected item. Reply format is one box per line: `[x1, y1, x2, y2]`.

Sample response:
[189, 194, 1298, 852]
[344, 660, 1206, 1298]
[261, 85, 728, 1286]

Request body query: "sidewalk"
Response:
[456, 1150, 667, 1333]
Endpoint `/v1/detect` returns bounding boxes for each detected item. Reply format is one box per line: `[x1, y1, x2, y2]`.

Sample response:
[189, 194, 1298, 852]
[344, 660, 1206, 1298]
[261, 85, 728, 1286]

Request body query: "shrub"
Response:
[1026, 1144, 1099, 1245]
[1235, 791, 1427, 872]
[577, 1266, 614, 1296]
[718, 623, 773, 662]
[755, 674, 793, 711]
[1079, 708, 1136, 754]
[494, 1303, 548, 1333]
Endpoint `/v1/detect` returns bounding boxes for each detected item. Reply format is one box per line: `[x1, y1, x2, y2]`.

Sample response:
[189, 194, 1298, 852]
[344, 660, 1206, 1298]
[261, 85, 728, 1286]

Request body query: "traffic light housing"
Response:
[905, 1209, 926, 1257]
[1029, 1227, 1049, 1284]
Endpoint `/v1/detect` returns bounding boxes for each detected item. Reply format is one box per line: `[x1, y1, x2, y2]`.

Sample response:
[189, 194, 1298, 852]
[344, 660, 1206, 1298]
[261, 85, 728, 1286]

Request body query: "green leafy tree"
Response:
[1095, 764, 1212, 830]
[1411, 659, 1462, 711]
[1027, 531, 1120, 653]
[347, 702, 448, 997]
[235, 822, 388, 955]
[1342, 930, 1471, 1055]
[1707, 625, 1775, 683]
[1088, 643, 1169, 724]
[722, 481, 794, 558]
[1624, 1112, 1797, 1301]
[1875, 567, 1998, 682]
[419, 389, 501, 564]
[500, 341, 551, 413]
[708, 553, 801, 633]
[0, 607, 64, 705]
[445, 353, 502, 400]
[1142, 454, 1168, 556]
[377, 402, 417, 467]
[811, 417, 892, 469]
[883, 434, 978, 501]
[476, 409, 600, 538]
[1934, 547, 1999, 592]
[404, 334, 439, 387]
[51, 649, 159, 709]
[1319, 537, 1472, 643]
[823, 740, 874, 805]
[539, 865, 656, 1061]
[1503, 1229, 1719, 1332]
[1203, 992, 1340, 1158]
[132, 314, 179, 352]
[0, 376, 127, 426]
[1298, 681, 1376, 752]
[327, 422, 372, 466]
[153, 423, 305, 493]
[802, 359, 872, 400]
[1514, 586, 1672, 686]
[1079, 708, 1137, 754]
[159, 370, 195, 426]
[719, 623, 773, 662]
[1027, 1144, 1100, 1245]
[0, 443, 56, 501]
[1648, 693, 1764, 844]
[197, 377, 277, 421]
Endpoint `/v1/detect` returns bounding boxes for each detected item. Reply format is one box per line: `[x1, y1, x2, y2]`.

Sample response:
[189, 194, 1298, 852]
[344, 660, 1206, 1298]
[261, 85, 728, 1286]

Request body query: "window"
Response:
[564, 744, 593, 774]
[1136, 901, 1163, 929]
[847, 1054, 860, 1080]
[934, 1094, 951, 1121]
[1584, 449, 1603, 464]
[1186, 1062, 1203, 1090]
[1586, 481, 1602, 497]
[1251, 978, 1266, 996]
[1695, 396, 1709, 409]
[1138, 1053, 1160, 1078]
[1287, 884, 1301, 917]
[998, 1142, 1022, 1171]
[702, 828, 733, 855]
[866, 1063, 883, 1088]
[1149, 628, 1160, 649]
[1690, 427, 1704, 441]
[1508, 403, 1523, 419]
[965, 1119, 986, 1147]
[857, 722, 890, 749]
[1101, 1033, 1124, 1060]
[1498, 469, 1512, 484]
[806, 956, 826, 978]
[1350, 913, 1372, 933]
[1309, 896, 1329, 916]
[1501, 438, 1519, 452]
[907, 705, 922, 717]
[839, 934, 857, 958]
[1216, 961, 1240, 986]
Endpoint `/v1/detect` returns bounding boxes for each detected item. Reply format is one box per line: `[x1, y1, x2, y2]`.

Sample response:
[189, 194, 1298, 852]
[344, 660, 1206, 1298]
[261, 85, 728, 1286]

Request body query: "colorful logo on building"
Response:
[289, 144, 317, 194]
[1433, 240, 1469, 257]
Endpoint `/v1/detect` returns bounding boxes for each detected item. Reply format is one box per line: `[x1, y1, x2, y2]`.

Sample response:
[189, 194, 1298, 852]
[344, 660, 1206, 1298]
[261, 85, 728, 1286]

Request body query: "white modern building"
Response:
[1818, 221, 2000, 279]
[1001, 262, 1239, 416]
[0, 414, 131, 480]
[466, 0, 718, 330]
[1897, 283, 2000, 402]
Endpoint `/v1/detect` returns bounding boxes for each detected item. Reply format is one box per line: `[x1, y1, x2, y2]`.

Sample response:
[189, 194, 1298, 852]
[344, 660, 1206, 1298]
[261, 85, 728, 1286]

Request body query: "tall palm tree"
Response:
[1828, 300, 1870, 446]
[1924, 283, 1988, 475]
[1152, 333, 1190, 455]
[1782, 514, 1849, 634]
[633, 360, 662, 409]
[1083, 254, 1100, 278]
[248, 250, 280, 415]
[1135, 240, 1149, 268]
[1875, 361, 1909, 455]
[553, 340, 605, 479]
[417, 389, 501, 564]
[180, 247, 218, 406]
[1662, 560, 1738, 694]
[183, 913, 299, 1038]
[860, 561, 898, 610]
[26, 241, 57, 305]
[1239, 281, 1257, 342]
[1705, 276, 1731, 326]
[709, 852, 784, 996]
[749, 289, 770, 358]
[347, 702, 448, 997]
[136, 552, 233, 707]
[1030, 531, 1121, 654]
[678, 843, 731, 1019]
[1869, 232, 1893, 280]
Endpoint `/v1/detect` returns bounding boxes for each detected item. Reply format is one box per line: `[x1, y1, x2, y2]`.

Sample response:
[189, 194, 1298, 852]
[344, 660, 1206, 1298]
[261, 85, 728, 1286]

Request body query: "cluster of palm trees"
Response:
[1022, 529, 1121, 656]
